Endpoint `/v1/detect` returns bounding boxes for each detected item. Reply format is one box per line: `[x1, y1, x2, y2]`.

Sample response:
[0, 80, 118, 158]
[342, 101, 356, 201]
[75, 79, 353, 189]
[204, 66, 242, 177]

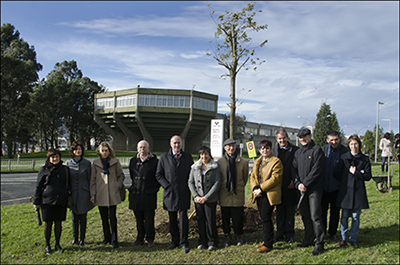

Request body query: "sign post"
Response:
[211, 119, 224, 158]
[246, 141, 257, 158]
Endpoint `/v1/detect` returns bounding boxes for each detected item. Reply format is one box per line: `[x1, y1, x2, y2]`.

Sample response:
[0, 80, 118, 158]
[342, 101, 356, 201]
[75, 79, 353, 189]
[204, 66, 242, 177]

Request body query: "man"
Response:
[128, 140, 159, 248]
[293, 128, 325, 256]
[156, 135, 194, 253]
[217, 139, 249, 247]
[272, 128, 299, 244]
[321, 131, 347, 242]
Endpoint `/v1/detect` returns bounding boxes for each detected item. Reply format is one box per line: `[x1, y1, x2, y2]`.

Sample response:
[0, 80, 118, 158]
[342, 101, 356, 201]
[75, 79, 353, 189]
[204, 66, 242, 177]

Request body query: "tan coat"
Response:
[217, 155, 249, 207]
[90, 157, 125, 207]
[249, 155, 283, 206]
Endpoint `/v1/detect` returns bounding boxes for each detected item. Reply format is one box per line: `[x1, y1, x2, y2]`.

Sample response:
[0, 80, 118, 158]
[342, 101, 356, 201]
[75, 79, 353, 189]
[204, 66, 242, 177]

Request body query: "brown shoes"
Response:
[131, 240, 144, 246]
[147, 241, 155, 248]
[257, 246, 272, 253]
[339, 240, 347, 248]
[256, 242, 264, 248]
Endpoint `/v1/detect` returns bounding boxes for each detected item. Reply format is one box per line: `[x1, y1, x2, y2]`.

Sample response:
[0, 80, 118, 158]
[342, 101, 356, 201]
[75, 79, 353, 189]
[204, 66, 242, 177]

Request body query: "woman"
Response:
[188, 146, 221, 251]
[33, 148, 70, 255]
[249, 139, 283, 253]
[379, 132, 392, 173]
[337, 135, 371, 249]
[90, 142, 125, 249]
[395, 133, 400, 164]
[65, 141, 94, 247]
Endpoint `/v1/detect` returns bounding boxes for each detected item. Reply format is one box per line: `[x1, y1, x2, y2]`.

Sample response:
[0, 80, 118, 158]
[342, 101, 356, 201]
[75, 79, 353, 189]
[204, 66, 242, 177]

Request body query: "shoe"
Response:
[182, 246, 190, 253]
[273, 236, 285, 243]
[208, 245, 217, 251]
[236, 236, 243, 246]
[329, 235, 337, 242]
[286, 237, 294, 244]
[167, 243, 178, 250]
[79, 240, 85, 247]
[350, 241, 359, 249]
[297, 241, 314, 247]
[71, 239, 78, 245]
[339, 240, 347, 248]
[224, 234, 232, 247]
[147, 241, 155, 248]
[257, 246, 272, 253]
[45, 245, 52, 255]
[101, 240, 111, 245]
[54, 244, 63, 252]
[311, 247, 324, 256]
[131, 240, 145, 246]
[112, 242, 119, 249]
[256, 242, 264, 248]
[197, 244, 206, 250]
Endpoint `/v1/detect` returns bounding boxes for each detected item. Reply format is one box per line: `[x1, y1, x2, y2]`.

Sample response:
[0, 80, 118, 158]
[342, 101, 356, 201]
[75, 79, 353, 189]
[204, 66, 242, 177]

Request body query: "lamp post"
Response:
[298, 116, 314, 135]
[344, 125, 371, 135]
[375, 102, 384, 163]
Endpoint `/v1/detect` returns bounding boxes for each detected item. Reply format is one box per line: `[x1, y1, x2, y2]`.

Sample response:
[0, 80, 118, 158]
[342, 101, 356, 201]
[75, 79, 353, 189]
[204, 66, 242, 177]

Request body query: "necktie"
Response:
[174, 154, 179, 162]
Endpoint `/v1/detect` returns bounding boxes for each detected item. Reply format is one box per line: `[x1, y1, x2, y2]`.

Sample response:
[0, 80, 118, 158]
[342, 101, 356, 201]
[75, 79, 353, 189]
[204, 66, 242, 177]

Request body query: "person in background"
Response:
[379, 132, 392, 173]
[293, 128, 325, 256]
[271, 128, 299, 244]
[320, 131, 347, 242]
[250, 139, 283, 253]
[394, 133, 400, 164]
[65, 141, 94, 247]
[156, 135, 194, 253]
[217, 139, 249, 247]
[90, 142, 125, 249]
[337, 135, 371, 249]
[129, 140, 159, 248]
[33, 148, 70, 255]
[188, 146, 221, 251]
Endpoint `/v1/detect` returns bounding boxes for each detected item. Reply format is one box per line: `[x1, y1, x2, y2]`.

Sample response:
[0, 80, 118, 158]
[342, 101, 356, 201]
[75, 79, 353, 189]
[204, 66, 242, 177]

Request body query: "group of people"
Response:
[33, 127, 378, 256]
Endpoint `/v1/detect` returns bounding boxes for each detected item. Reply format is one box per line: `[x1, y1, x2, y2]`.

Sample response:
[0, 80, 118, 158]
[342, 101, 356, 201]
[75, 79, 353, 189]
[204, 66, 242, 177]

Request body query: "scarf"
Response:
[101, 159, 110, 174]
[44, 160, 62, 185]
[73, 157, 83, 163]
[225, 152, 237, 194]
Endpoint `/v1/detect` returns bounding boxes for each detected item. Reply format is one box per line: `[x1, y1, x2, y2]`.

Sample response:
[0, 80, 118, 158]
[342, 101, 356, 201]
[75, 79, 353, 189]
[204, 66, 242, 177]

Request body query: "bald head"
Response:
[137, 140, 150, 158]
[170, 135, 182, 153]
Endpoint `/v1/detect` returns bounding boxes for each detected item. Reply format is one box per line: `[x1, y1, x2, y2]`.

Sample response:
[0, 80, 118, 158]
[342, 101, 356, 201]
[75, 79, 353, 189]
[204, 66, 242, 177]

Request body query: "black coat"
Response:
[321, 144, 348, 193]
[156, 149, 194, 211]
[336, 152, 371, 209]
[128, 153, 159, 211]
[272, 142, 300, 206]
[293, 140, 325, 194]
[33, 163, 70, 206]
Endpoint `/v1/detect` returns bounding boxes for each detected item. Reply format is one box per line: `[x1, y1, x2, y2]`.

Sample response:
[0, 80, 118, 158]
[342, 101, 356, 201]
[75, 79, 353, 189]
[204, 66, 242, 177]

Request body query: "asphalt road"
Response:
[1, 169, 132, 206]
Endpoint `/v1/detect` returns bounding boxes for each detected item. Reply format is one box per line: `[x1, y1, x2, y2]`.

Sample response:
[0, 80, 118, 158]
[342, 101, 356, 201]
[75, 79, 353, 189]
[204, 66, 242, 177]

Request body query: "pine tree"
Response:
[313, 102, 341, 147]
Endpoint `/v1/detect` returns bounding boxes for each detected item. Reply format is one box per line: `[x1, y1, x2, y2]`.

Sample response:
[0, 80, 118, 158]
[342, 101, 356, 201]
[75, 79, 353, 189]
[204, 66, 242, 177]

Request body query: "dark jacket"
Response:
[321, 144, 348, 193]
[272, 142, 299, 206]
[128, 152, 159, 211]
[293, 140, 325, 194]
[33, 162, 70, 206]
[156, 149, 194, 211]
[336, 151, 371, 209]
[65, 158, 94, 214]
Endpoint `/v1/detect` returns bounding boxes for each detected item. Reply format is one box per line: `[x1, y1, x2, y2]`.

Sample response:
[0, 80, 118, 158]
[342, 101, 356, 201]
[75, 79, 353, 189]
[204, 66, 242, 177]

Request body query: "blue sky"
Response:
[2, 1, 399, 137]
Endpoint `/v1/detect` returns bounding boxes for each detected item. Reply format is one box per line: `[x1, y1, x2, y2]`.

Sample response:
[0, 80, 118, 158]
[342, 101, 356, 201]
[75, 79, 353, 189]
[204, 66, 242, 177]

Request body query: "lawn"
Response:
[1, 163, 399, 264]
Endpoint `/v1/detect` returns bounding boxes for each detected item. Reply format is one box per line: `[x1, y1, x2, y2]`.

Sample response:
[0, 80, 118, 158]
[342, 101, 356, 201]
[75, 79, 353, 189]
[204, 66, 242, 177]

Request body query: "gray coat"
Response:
[65, 158, 94, 214]
[188, 158, 221, 203]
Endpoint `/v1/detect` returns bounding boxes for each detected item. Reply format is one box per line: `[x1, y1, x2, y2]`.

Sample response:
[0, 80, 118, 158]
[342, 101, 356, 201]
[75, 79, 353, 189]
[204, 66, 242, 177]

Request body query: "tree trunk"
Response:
[229, 71, 236, 139]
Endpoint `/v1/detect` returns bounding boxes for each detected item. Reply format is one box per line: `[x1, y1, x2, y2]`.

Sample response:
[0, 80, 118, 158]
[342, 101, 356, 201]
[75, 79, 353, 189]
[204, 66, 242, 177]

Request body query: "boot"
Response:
[71, 213, 79, 245]
[79, 215, 87, 246]
[224, 234, 232, 247]
[236, 235, 244, 246]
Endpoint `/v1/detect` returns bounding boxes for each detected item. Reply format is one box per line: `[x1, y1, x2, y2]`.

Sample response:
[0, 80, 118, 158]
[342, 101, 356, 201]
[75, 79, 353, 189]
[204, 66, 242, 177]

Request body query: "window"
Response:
[96, 98, 114, 109]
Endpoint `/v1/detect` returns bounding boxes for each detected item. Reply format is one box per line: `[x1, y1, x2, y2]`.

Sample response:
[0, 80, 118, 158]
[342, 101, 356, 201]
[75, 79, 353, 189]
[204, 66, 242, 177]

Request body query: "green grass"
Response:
[1, 164, 399, 264]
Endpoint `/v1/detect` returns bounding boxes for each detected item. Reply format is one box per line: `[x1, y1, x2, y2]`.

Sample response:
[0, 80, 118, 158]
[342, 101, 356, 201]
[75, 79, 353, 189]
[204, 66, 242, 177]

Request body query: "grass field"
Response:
[1, 164, 399, 264]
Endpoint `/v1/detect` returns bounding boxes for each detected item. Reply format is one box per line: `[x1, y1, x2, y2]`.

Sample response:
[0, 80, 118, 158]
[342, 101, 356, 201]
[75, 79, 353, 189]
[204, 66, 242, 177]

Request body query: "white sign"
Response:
[210, 119, 224, 158]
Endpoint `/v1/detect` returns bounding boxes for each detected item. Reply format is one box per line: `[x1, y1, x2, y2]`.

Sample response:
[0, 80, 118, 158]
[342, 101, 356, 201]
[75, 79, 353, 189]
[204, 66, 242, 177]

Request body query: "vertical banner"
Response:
[246, 141, 257, 158]
[210, 119, 224, 158]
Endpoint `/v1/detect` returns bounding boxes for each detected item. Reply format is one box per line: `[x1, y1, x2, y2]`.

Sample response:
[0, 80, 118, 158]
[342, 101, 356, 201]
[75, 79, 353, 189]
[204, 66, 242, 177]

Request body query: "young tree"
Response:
[1, 23, 42, 158]
[313, 102, 341, 147]
[207, 2, 267, 138]
[362, 130, 375, 156]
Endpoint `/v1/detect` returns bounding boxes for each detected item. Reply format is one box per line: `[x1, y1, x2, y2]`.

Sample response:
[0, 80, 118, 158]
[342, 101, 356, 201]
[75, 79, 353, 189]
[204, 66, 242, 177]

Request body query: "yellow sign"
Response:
[246, 141, 257, 158]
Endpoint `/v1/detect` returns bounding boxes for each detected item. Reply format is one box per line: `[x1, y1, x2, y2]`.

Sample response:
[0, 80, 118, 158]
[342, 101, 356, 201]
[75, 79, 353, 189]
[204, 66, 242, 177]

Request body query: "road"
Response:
[1, 169, 132, 206]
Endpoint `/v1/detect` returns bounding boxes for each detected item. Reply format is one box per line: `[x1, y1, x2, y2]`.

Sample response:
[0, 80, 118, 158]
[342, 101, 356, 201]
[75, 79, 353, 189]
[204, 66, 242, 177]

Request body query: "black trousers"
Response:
[98, 206, 117, 244]
[321, 190, 340, 237]
[299, 191, 325, 248]
[71, 212, 87, 241]
[195, 202, 218, 247]
[168, 210, 189, 247]
[256, 196, 275, 249]
[133, 209, 155, 242]
[275, 204, 296, 239]
[221, 206, 244, 236]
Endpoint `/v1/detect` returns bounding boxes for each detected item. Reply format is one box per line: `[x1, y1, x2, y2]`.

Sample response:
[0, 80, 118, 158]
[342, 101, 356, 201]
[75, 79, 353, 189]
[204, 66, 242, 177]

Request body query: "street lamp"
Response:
[375, 102, 384, 163]
[344, 125, 371, 135]
[298, 116, 314, 135]
[381, 119, 391, 133]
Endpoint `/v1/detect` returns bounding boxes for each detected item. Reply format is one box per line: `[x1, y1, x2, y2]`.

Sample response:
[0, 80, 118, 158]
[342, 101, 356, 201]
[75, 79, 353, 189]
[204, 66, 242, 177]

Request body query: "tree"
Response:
[362, 130, 374, 156]
[1, 23, 42, 158]
[207, 2, 267, 139]
[313, 102, 341, 147]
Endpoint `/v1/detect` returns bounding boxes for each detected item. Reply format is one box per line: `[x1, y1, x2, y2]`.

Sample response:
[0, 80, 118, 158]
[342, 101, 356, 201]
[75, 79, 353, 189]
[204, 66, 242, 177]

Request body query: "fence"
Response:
[1, 157, 132, 172]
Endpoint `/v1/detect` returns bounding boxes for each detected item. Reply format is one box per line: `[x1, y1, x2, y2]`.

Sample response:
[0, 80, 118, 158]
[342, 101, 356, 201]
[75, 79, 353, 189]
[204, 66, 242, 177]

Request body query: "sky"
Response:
[2, 1, 399, 137]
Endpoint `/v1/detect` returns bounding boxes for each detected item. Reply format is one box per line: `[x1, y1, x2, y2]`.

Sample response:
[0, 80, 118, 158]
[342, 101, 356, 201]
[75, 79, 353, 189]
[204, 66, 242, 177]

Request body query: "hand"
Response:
[196, 196, 207, 204]
[90, 196, 95, 204]
[298, 183, 307, 194]
[34, 205, 40, 211]
[349, 166, 356, 174]
[252, 188, 262, 198]
[287, 180, 295, 189]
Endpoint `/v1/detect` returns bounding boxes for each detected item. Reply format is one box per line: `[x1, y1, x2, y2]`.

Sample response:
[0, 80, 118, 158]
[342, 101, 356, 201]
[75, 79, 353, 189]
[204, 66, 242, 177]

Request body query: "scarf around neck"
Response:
[225, 152, 237, 194]
[101, 159, 110, 174]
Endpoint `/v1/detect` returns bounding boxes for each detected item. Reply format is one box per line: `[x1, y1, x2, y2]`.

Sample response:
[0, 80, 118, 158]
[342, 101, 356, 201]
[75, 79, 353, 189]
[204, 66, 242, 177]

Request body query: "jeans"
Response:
[381, 157, 388, 172]
[340, 208, 362, 242]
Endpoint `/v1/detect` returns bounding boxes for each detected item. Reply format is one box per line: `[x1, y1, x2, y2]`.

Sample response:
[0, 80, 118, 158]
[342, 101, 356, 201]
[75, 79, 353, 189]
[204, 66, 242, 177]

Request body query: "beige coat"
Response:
[217, 155, 249, 207]
[90, 157, 125, 207]
[249, 155, 283, 206]
[380, 138, 393, 157]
